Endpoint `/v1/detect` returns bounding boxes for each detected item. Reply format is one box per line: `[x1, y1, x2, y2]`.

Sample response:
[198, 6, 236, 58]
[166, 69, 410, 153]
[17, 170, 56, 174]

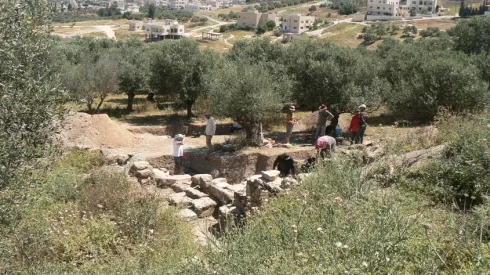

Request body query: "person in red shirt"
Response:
[349, 111, 361, 145]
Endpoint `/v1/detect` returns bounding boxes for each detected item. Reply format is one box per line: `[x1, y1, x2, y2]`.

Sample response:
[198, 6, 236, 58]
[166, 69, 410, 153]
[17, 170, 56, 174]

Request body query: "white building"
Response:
[281, 14, 315, 34]
[237, 8, 279, 29]
[168, 0, 189, 9]
[143, 19, 185, 40]
[184, 3, 213, 12]
[366, 0, 437, 18]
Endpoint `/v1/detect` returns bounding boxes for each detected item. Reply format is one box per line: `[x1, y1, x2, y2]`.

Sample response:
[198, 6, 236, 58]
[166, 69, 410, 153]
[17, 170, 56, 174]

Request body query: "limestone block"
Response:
[192, 174, 212, 187]
[280, 177, 299, 189]
[179, 209, 198, 221]
[264, 178, 283, 193]
[157, 174, 192, 188]
[210, 169, 220, 178]
[209, 184, 234, 205]
[135, 168, 154, 179]
[191, 197, 218, 218]
[212, 178, 228, 185]
[171, 182, 191, 193]
[226, 183, 246, 193]
[132, 161, 150, 171]
[169, 192, 192, 207]
[153, 168, 169, 181]
[185, 187, 209, 199]
[261, 170, 280, 181]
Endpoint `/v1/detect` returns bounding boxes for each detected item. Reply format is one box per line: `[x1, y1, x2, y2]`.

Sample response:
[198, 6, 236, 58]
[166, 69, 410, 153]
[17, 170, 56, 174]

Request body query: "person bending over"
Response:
[315, 135, 336, 159]
[273, 153, 296, 177]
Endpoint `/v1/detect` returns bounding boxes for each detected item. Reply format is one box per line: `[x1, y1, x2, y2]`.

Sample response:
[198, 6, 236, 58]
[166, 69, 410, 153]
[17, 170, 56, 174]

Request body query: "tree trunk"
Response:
[127, 92, 135, 112]
[95, 94, 107, 113]
[185, 101, 194, 118]
[243, 124, 254, 140]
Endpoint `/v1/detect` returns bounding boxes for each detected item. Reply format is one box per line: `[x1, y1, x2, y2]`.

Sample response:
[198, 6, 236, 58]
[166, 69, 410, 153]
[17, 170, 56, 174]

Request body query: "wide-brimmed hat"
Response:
[289, 106, 296, 111]
[175, 134, 184, 141]
[359, 104, 366, 109]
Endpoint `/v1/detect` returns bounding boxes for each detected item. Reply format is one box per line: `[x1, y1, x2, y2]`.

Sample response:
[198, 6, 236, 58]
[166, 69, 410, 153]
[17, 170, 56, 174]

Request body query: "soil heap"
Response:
[60, 112, 136, 149]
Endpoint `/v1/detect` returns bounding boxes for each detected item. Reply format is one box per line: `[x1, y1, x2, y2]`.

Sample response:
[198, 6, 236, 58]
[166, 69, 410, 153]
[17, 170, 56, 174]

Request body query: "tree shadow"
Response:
[122, 114, 190, 126]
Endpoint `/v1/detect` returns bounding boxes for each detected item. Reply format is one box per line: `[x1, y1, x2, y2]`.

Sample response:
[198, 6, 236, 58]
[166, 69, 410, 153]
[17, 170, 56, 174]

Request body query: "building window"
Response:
[301, 27, 303, 29]
[305, 20, 309, 23]
[370, 6, 373, 8]
[294, 20, 297, 22]
[383, 7, 385, 9]
[301, 21, 304, 23]
[377, 6, 380, 9]
[412, 1, 415, 3]
[419, 1, 422, 4]
[423, 1, 426, 4]
[294, 27, 297, 29]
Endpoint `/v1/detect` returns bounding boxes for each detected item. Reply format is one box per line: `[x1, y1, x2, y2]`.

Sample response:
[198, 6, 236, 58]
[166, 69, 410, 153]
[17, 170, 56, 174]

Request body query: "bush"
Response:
[420, 26, 440, 38]
[7, 164, 197, 273]
[186, 159, 489, 273]
[404, 112, 490, 208]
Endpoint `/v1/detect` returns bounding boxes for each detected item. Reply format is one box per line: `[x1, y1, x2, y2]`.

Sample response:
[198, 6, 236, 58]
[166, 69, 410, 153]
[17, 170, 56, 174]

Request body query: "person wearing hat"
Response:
[285, 106, 296, 145]
[355, 104, 368, 144]
[273, 153, 296, 178]
[204, 112, 216, 158]
[316, 104, 334, 140]
[315, 135, 336, 159]
[173, 134, 185, 175]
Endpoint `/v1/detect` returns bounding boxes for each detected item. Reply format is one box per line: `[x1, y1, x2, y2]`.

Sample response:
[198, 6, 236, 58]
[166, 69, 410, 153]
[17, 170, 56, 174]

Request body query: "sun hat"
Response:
[359, 104, 366, 109]
[289, 105, 296, 111]
[175, 134, 184, 141]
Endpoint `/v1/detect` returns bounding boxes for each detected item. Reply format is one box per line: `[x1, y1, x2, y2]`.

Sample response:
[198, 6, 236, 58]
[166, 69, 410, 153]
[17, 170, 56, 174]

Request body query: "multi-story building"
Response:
[236, 8, 279, 28]
[128, 20, 144, 31]
[184, 3, 213, 12]
[142, 19, 185, 40]
[168, 0, 189, 9]
[281, 14, 315, 34]
[366, 0, 437, 17]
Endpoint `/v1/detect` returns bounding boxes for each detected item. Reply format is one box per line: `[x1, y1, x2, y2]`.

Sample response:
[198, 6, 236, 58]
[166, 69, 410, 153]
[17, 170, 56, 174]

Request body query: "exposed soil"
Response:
[60, 112, 136, 149]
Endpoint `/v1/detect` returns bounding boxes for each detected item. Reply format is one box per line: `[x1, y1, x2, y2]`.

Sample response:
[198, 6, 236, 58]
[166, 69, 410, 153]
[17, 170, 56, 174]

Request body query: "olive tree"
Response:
[62, 52, 120, 113]
[383, 42, 489, 119]
[209, 61, 290, 139]
[0, 0, 64, 188]
[150, 39, 217, 118]
[284, 40, 386, 112]
[117, 38, 150, 112]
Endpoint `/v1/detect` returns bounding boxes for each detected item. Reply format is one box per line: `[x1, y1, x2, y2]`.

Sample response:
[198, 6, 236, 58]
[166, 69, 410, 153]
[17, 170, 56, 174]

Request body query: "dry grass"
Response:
[320, 23, 364, 48]
[198, 40, 232, 52]
[114, 27, 146, 41]
[403, 18, 457, 31]
[52, 26, 95, 34]
[82, 31, 108, 38]
[65, 19, 129, 27]
[184, 20, 216, 30]
[196, 4, 256, 18]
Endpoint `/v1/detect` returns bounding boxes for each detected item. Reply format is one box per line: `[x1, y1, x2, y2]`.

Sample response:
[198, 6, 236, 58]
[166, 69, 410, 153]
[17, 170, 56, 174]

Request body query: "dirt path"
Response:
[96, 25, 117, 40]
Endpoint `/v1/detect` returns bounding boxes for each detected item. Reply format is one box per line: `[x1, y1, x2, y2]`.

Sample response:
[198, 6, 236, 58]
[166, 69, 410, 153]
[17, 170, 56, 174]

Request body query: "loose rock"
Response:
[179, 209, 198, 221]
[185, 187, 209, 199]
[191, 197, 218, 218]
[261, 170, 280, 181]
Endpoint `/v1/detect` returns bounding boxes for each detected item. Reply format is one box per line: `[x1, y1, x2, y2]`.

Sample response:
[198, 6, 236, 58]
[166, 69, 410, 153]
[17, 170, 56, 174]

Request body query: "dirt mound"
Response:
[60, 112, 136, 149]
[294, 112, 353, 132]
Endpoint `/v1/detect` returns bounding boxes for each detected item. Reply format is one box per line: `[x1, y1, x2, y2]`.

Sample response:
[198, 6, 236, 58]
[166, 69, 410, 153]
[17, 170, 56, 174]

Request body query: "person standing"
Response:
[349, 111, 361, 145]
[173, 134, 185, 175]
[204, 112, 216, 157]
[315, 135, 337, 159]
[355, 104, 368, 144]
[285, 106, 296, 145]
[316, 104, 334, 140]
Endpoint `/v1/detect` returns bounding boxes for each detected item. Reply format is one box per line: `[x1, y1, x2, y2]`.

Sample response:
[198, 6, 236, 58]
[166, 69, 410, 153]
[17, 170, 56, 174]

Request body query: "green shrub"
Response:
[187, 159, 489, 273]
[404, 113, 490, 208]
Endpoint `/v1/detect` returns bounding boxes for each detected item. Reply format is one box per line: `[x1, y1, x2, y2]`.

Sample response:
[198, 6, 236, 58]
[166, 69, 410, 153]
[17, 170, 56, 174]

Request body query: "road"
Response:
[96, 25, 117, 40]
[188, 15, 235, 34]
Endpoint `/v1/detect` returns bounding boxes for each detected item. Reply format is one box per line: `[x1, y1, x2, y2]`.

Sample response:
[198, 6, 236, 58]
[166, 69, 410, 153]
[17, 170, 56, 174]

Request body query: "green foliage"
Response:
[330, 0, 359, 15]
[0, 0, 64, 189]
[209, 60, 290, 139]
[376, 37, 400, 58]
[409, 7, 417, 16]
[149, 39, 218, 118]
[284, 40, 386, 112]
[420, 27, 440, 38]
[403, 25, 418, 37]
[309, 5, 317, 12]
[448, 16, 490, 54]
[383, 41, 489, 119]
[266, 20, 276, 31]
[230, 37, 285, 63]
[404, 112, 490, 209]
[3, 151, 196, 273]
[188, 159, 490, 273]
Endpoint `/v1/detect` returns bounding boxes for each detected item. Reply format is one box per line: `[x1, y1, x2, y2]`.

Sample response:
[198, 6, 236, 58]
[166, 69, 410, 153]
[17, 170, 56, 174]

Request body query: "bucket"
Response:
[335, 125, 342, 136]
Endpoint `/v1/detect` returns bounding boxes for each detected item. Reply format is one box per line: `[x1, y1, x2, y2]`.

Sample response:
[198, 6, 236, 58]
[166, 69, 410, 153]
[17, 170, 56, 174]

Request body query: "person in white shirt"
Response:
[173, 134, 185, 175]
[315, 135, 336, 159]
[204, 112, 216, 157]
